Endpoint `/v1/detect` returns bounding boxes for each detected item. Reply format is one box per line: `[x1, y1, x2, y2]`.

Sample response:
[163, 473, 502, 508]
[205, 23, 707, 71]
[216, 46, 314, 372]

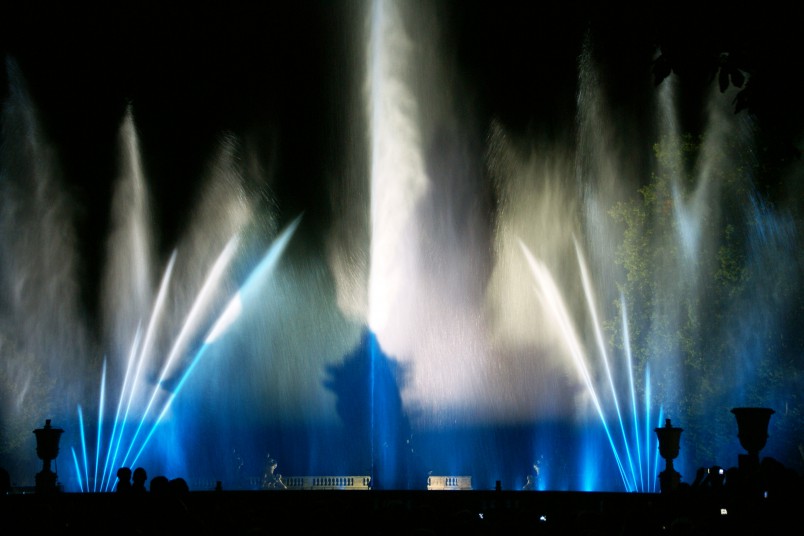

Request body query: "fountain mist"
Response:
[1, 1, 801, 492]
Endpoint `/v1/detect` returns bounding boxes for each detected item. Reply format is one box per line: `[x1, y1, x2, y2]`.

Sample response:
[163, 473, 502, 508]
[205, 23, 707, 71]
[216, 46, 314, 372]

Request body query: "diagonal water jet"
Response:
[111, 252, 178, 471]
[76, 405, 89, 492]
[100, 325, 143, 490]
[76, 215, 300, 489]
[620, 296, 645, 491]
[117, 236, 241, 470]
[93, 359, 107, 492]
[70, 447, 84, 493]
[574, 239, 638, 491]
[128, 214, 303, 467]
[519, 240, 632, 490]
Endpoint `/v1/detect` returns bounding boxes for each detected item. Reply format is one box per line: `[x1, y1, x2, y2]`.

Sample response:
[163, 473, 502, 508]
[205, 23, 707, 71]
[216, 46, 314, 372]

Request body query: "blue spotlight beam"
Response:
[521, 239, 665, 492]
[130, 214, 302, 469]
[100, 326, 143, 491]
[72, 215, 302, 492]
[131, 343, 211, 467]
[575, 240, 639, 491]
[93, 359, 107, 492]
[621, 297, 645, 491]
[71, 447, 84, 493]
[116, 234, 240, 473]
[77, 405, 89, 492]
[645, 367, 652, 492]
[519, 241, 632, 490]
[116, 253, 179, 471]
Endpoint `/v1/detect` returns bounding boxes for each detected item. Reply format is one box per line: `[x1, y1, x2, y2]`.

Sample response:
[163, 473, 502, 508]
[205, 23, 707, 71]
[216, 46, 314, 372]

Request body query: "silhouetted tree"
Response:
[608, 133, 804, 469]
[650, 8, 803, 180]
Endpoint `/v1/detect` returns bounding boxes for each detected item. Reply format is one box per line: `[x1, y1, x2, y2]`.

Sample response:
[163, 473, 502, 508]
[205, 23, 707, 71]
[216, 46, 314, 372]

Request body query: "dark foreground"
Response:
[2, 488, 802, 535]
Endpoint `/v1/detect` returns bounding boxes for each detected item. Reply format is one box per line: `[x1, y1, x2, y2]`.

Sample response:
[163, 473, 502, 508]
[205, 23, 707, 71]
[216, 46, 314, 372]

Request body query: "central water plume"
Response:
[362, 0, 495, 423]
[345, 0, 645, 489]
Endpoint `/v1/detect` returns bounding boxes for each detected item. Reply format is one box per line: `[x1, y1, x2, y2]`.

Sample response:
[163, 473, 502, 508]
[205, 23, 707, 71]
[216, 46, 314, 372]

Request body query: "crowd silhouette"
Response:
[0, 457, 801, 534]
[112, 466, 192, 498]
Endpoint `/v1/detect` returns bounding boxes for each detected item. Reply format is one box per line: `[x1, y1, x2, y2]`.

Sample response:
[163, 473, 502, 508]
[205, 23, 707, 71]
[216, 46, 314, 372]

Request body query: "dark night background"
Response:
[2, 1, 800, 270]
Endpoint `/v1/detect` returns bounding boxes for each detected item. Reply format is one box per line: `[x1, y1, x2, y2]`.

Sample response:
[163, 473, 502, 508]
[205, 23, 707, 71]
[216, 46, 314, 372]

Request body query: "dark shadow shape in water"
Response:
[324, 328, 423, 489]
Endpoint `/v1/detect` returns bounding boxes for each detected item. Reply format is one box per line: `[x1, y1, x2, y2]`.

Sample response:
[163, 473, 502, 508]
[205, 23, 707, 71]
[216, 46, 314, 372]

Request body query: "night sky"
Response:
[1, 1, 802, 326]
[2, 4, 798, 192]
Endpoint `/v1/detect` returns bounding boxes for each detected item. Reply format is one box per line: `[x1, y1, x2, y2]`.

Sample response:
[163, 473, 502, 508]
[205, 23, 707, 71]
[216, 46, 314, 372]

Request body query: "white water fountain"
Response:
[1, 1, 800, 492]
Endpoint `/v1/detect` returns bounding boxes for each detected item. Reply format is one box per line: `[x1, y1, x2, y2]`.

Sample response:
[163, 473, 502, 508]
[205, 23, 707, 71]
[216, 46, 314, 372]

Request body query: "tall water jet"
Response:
[0, 57, 94, 477]
[364, 0, 444, 489]
[101, 107, 155, 372]
[357, 0, 506, 488]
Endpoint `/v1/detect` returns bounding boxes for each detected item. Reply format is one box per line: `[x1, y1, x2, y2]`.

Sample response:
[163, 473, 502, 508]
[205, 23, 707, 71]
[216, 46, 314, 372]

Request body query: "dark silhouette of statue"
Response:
[324, 328, 422, 489]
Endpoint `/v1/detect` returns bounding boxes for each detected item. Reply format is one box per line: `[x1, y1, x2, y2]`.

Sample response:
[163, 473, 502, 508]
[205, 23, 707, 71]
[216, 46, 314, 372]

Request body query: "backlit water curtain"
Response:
[1, 0, 801, 492]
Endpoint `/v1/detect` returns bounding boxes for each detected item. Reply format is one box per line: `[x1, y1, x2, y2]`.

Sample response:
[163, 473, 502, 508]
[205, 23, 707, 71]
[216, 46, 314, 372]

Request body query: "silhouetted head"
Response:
[150, 475, 170, 495]
[169, 477, 190, 495]
[116, 467, 132, 492]
[132, 467, 148, 491]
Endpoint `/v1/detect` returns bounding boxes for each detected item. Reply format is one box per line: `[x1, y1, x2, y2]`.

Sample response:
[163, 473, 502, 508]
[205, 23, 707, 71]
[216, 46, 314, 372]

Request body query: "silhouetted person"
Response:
[150, 475, 170, 495]
[115, 467, 132, 493]
[760, 456, 800, 498]
[169, 477, 190, 495]
[0, 467, 10, 495]
[132, 467, 147, 493]
[694, 465, 725, 487]
[723, 466, 743, 500]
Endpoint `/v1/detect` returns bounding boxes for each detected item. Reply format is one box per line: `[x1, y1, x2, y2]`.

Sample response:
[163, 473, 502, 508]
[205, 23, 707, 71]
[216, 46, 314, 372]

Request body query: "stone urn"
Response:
[731, 408, 776, 461]
[33, 419, 64, 493]
[731, 407, 774, 468]
[655, 418, 683, 493]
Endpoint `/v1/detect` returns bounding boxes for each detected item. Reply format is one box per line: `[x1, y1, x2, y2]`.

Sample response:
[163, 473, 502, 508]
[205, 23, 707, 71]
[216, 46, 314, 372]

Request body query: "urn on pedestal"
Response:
[655, 418, 683, 493]
[33, 419, 64, 493]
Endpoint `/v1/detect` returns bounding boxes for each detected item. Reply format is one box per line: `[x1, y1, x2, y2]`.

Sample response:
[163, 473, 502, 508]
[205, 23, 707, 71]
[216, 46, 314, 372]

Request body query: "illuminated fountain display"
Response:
[0, 1, 801, 492]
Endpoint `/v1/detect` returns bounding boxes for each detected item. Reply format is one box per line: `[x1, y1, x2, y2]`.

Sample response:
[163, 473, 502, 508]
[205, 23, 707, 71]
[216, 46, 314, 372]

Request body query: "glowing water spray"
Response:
[115, 237, 239, 473]
[72, 215, 302, 492]
[520, 239, 661, 492]
[575, 240, 641, 490]
[366, 0, 429, 340]
[98, 326, 143, 492]
[128, 214, 303, 466]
